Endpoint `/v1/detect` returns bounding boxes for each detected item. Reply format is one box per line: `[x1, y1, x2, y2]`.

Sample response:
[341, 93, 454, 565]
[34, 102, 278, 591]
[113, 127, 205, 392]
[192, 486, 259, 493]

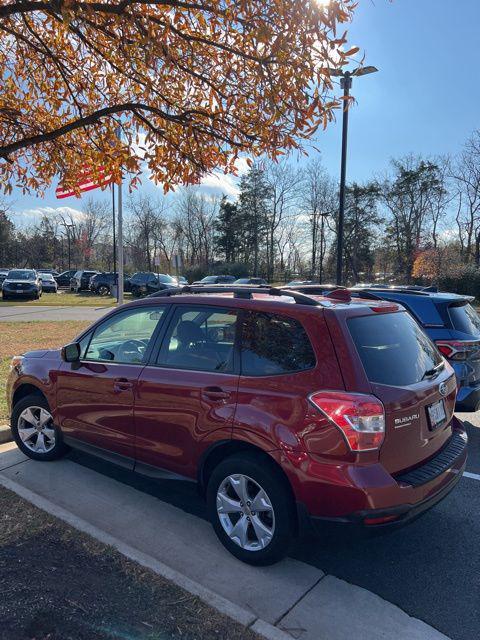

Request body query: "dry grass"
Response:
[0, 485, 259, 640]
[0, 321, 90, 422]
[1, 291, 121, 307]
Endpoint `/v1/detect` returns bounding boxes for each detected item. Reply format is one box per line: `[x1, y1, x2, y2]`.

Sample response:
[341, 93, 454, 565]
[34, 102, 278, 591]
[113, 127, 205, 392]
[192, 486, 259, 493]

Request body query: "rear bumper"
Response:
[300, 456, 465, 537]
[455, 384, 480, 412]
[293, 419, 468, 536]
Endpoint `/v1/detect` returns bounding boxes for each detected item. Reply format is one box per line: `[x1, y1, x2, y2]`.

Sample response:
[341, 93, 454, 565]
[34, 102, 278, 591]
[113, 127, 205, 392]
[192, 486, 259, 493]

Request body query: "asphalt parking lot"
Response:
[40, 415, 477, 640]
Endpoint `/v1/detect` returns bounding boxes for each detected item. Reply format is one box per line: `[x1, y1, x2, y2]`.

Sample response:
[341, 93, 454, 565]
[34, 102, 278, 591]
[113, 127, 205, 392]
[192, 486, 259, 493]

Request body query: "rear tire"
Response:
[206, 453, 296, 565]
[11, 394, 68, 461]
[98, 285, 110, 296]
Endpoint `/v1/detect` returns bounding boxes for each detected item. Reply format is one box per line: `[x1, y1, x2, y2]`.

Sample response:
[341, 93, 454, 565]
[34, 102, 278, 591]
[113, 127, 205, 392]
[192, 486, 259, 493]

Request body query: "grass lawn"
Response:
[0, 485, 258, 640]
[0, 321, 90, 423]
[0, 290, 125, 307]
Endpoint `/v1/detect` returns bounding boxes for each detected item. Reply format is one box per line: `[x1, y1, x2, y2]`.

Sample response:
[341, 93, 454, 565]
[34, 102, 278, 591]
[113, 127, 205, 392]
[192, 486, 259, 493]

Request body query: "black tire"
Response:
[98, 285, 110, 296]
[2, 293, 8, 300]
[11, 394, 68, 461]
[206, 452, 296, 565]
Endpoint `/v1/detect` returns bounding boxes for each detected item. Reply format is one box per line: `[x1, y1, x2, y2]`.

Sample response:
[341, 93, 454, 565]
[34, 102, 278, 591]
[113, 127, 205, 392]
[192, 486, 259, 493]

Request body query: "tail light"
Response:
[309, 391, 385, 452]
[435, 340, 480, 361]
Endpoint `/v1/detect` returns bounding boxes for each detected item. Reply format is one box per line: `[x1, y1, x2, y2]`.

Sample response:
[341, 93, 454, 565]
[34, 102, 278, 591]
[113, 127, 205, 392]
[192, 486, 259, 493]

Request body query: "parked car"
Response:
[172, 275, 188, 285]
[0, 268, 10, 290]
[89, 272, 131, 296]
[350, 286, 480, 412]
[192, 275, 236, 285]
[7, 286, 467, 565]
[55, 270, 77, 288]
[2, 269, 42, 300]
[37, 269, 60, 278]
[234, 278, 268, 285]
[128, 272, 177, 297]
[38, 272, 58, 293]
[70, 270, 100, 292]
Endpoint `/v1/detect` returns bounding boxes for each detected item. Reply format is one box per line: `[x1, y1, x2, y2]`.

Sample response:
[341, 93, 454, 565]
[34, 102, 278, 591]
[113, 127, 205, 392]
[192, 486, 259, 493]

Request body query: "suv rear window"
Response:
[241, 312, 316, 376]
[448, 303, 480, 335]
[348, 312, 442, 387]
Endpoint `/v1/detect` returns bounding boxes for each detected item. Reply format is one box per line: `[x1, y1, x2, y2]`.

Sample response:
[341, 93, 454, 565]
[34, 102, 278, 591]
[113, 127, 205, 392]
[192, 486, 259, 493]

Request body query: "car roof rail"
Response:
[148, 284, 322, 306]
[347, 288, 383, 301]
[351, 286, 431, 297]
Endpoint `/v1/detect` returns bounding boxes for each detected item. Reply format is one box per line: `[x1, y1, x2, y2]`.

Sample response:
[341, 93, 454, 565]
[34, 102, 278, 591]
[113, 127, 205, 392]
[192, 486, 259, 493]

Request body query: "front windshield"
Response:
[7, 270, 35, 280]
[41, 273, 54, 281]
[201, 276, 216, 283]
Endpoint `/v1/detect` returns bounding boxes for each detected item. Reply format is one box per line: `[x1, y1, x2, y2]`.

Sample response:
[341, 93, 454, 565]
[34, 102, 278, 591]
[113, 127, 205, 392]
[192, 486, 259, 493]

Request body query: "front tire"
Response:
[98, 285, 110, 296]
[11, 394, 68, 461]
[206, 453, 296, 565]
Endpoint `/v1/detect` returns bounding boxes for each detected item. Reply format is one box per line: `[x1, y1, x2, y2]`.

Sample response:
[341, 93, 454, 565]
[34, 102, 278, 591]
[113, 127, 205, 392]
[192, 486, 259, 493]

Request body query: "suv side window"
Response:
[241, 311, 316, 376]
[157, 306, 238, 372]
[84, 307, 165, 364]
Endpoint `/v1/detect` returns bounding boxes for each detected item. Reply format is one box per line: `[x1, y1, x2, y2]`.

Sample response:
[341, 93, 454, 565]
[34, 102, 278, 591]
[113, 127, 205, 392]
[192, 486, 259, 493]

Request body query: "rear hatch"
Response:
[442, 300, 480, 386]
[329, 306, 457, 474]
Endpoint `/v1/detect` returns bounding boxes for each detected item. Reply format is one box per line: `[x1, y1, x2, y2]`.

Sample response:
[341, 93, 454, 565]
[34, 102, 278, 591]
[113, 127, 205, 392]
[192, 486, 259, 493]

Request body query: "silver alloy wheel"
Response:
[17, 406, 56, 454]
[216, 474, 275, 551]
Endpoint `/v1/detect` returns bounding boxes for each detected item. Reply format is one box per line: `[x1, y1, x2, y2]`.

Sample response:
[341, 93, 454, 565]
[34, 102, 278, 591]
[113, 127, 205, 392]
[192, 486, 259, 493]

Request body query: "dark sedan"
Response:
[90, 272, 132, 296]
[129, 272, 177, 297]
[55, 270, 77, 288]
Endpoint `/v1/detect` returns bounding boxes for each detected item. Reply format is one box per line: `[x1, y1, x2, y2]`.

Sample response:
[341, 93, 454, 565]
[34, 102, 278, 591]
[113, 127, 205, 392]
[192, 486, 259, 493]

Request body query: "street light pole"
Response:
[115, 126, 124, 306]
[336, 71, 351, 287]
[330, 66, 378, 286]
[64, 223, 74, 272]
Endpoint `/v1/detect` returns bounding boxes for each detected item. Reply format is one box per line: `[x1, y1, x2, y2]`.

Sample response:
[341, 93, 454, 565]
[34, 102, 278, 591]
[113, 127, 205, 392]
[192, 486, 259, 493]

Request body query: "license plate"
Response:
[427, 399, 446, 430]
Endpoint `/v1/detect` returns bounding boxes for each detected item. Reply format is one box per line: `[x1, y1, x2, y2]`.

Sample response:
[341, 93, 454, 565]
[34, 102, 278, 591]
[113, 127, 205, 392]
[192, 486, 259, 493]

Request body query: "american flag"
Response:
[56, 166, 112, 199]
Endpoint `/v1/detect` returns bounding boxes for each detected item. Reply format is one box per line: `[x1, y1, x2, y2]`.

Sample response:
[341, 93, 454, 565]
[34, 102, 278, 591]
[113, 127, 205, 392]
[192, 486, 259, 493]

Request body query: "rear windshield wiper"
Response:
[422, 361, 445, 380]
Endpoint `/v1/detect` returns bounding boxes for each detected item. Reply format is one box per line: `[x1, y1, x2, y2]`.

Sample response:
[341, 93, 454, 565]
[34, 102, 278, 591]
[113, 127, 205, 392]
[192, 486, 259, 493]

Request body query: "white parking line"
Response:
[464, 471, 480, 482]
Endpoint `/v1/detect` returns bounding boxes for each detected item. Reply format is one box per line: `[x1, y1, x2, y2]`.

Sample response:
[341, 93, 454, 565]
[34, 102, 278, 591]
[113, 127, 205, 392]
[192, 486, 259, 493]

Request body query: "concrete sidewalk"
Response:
[0, 442, 449, 640]
[0, 305, 110, 322]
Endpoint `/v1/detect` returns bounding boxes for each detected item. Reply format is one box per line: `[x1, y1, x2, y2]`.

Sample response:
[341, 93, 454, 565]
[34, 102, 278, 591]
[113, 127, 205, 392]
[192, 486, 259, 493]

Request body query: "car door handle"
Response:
[202, 386, 231, 401]
[113, 377, 134, 393]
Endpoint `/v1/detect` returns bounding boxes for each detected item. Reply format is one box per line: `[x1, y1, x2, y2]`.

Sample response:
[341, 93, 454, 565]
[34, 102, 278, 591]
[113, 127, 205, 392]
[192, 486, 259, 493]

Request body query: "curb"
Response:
[0, 424, 12, 444]
[0, 473, 293, 640]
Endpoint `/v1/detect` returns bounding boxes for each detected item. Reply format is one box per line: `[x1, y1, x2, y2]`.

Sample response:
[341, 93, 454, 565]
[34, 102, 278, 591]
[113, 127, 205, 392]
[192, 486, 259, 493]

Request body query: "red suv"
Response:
[6, 286, 467, 565]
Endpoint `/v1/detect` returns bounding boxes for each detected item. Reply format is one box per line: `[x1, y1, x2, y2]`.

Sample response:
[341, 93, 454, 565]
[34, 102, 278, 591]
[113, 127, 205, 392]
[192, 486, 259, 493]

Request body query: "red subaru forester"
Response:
[6, 286, 467, 565]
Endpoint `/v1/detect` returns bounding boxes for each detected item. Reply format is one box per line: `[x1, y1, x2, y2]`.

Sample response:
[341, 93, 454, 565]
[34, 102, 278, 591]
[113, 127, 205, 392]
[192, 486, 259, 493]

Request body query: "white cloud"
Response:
[144, 152, 251, 199]
[198, 157, 251, 198]
[13, 205, 86, 226]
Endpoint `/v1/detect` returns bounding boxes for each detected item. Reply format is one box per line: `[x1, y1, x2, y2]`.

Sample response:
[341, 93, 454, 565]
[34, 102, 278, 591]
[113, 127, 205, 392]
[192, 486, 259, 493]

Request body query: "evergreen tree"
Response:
[214, 197, 243, 263]
[238, 166, 271, 275]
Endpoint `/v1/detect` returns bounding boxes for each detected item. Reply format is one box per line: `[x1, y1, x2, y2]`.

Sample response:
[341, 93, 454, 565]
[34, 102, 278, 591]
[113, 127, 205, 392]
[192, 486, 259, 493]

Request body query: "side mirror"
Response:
[61, 342, 81, 363]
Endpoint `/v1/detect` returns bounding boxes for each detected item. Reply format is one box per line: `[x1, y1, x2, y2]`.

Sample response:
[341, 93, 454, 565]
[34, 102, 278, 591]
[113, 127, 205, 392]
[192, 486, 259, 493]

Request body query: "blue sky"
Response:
[7, 0, 480, 224]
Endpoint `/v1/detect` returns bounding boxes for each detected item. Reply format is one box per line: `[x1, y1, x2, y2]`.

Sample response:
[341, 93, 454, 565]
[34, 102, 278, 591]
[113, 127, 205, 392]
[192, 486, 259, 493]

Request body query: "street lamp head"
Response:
[326, 65, 379, 78]
[352, 65, 379, 77]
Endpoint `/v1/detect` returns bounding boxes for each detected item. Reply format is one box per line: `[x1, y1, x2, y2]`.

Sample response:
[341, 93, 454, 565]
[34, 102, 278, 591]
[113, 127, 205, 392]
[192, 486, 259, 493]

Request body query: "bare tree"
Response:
[264, 162, 302, 281]
[301, 159, 337, 281]
[380, 156, 446, 281]
[174, 190, 218, 268]
[452, 131, 480, 263]
[127, 195, 170, 271]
